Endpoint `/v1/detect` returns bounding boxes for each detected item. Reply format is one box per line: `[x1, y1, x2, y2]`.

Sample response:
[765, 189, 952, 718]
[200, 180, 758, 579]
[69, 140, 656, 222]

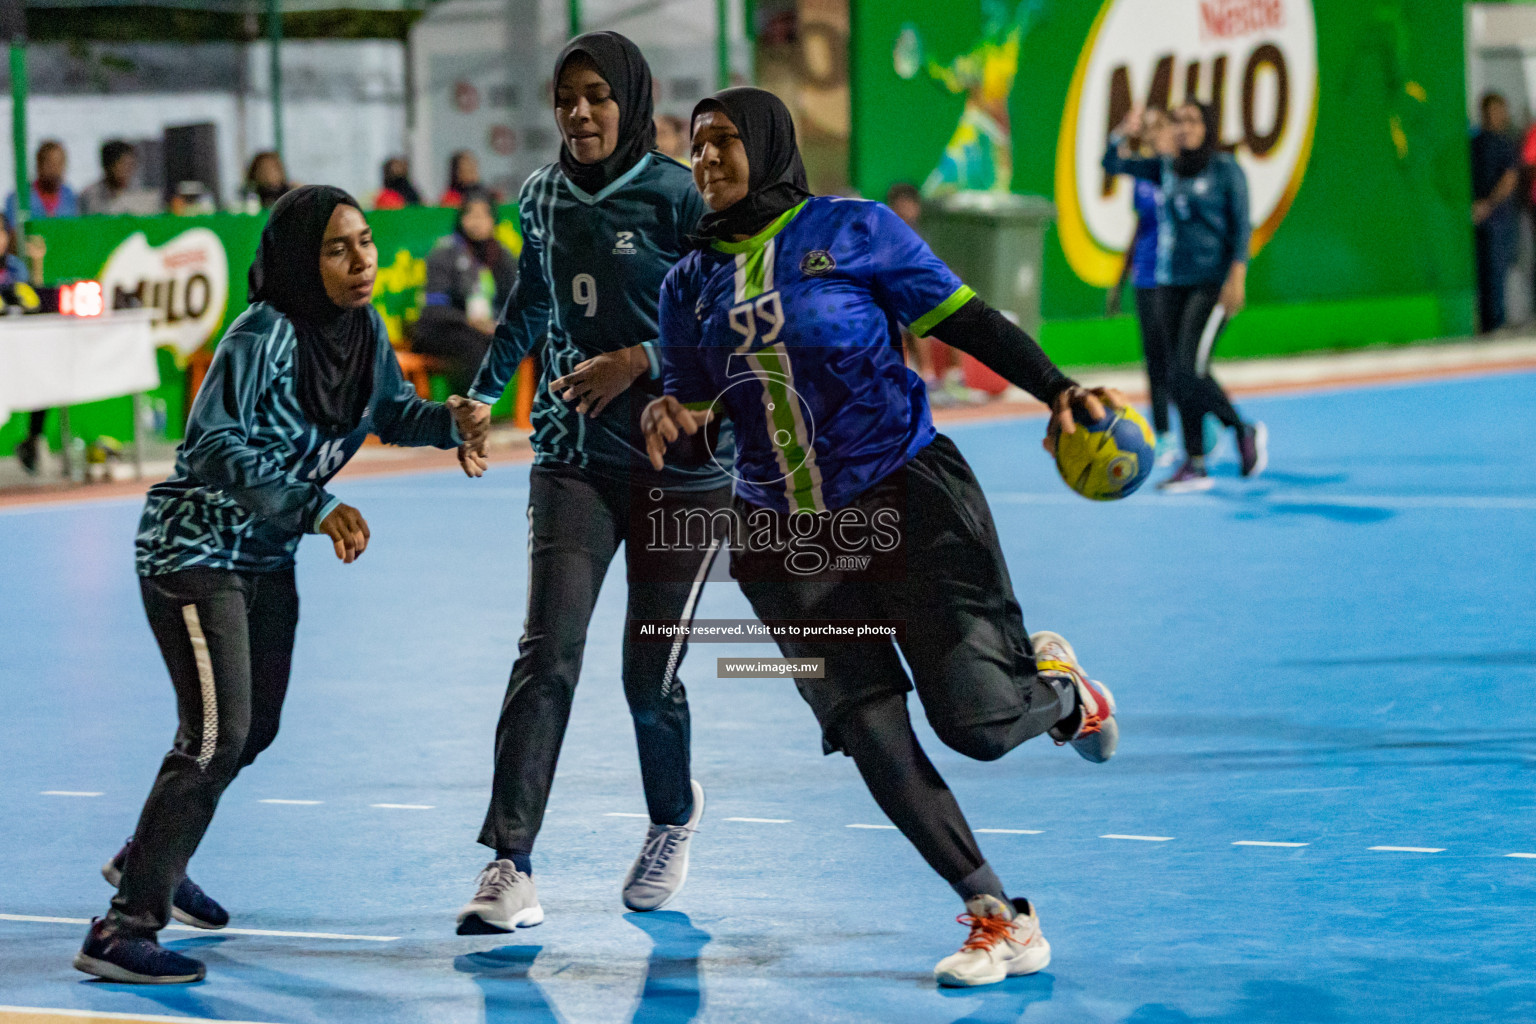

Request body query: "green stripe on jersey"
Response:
[909, 284, 977, 337]
[712, 201, 806, 254]
[749, 345, 824, 512]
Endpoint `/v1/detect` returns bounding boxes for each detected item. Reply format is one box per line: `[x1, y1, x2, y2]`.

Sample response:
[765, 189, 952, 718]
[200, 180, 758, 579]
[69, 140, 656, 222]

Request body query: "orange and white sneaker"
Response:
[1034, 630, 1119, 764]
[934, 894, 1051, 987]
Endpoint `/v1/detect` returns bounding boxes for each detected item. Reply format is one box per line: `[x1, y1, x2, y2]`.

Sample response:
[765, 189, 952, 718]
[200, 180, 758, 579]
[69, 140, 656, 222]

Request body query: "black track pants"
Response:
[108, 567, 298, 936]
[732, 435, 1073, 887]
[478, 463, 732, 856]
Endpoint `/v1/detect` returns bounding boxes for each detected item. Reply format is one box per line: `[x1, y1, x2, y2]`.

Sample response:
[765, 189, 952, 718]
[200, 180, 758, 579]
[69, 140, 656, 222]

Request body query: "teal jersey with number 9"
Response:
[469, 153, 729, 489]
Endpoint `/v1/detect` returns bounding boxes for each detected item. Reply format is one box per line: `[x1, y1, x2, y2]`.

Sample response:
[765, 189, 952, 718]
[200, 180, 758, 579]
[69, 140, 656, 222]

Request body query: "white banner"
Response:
[99, 228, 230, 361]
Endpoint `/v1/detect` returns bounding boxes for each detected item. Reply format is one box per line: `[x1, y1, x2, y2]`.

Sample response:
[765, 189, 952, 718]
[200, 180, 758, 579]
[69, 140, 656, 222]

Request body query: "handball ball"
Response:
[1054, 403, 1156, 501]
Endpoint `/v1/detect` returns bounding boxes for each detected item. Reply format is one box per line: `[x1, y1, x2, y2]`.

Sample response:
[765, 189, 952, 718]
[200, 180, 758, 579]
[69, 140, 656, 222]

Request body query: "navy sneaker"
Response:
[1156, 459, 1214, 494]
[74, 918, 205, 984]
[1238, 421, 1268, 478]
[104, 840, 229, 931]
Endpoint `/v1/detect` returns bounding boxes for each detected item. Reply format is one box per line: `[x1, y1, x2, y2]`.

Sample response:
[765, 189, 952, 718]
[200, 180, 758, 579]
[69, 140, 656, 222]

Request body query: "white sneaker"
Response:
[1035, 630, 1119, 764]
[935, 894, 1051, 987]
[455, 860, 544, 935]
[622, 779, 704, 912]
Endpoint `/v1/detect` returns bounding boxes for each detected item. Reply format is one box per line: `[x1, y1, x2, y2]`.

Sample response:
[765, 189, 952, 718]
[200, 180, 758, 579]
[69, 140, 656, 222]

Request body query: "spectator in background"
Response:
[6, 141, 78, 224]
[1473, 92, 1520, 332]
[240, 151, 292, 212]
[1107, 106, 1178, 464]
[654, 114, 690, 164]
[439, 150, 482, 207]
[4, 212, 49, 473]
[80, 141, 162, 216]
[410, 189, 516, 395]
[373, 156, 423, 210]
[1105, 101, 1265, 493]
[886, 181, 985, 407]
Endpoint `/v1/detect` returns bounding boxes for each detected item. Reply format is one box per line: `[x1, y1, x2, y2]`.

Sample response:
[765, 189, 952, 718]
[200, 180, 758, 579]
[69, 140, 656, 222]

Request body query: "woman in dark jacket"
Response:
[1103, 100, 1267, 492]
[411, 190, 516, 395]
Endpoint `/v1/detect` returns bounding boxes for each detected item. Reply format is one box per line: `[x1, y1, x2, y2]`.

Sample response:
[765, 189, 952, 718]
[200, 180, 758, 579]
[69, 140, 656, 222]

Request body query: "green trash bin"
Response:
[919, 192, 1056, 337]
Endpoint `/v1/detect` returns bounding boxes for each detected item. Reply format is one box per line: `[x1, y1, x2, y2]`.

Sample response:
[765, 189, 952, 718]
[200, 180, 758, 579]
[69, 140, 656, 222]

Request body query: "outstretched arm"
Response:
[923, 296, 1125, 456]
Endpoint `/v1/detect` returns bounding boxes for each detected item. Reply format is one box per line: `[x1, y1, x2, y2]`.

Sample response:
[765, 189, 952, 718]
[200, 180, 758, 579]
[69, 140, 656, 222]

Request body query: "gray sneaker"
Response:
[1035, 630, 1119, 764]
[622, 779, 705, 912]
[456, 860, 544, 935]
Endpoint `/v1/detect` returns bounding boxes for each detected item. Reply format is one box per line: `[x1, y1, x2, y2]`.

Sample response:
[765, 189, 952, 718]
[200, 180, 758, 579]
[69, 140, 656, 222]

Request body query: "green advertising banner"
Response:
[1, 205, 521, 456]
[853, 0, 1476, 366]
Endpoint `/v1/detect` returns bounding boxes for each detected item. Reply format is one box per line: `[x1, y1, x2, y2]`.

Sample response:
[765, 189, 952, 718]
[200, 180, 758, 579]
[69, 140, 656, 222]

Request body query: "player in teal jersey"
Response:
[75, 187, 475, 985]
[643, 87, 1123, 987]
[453, 32, 733, 933]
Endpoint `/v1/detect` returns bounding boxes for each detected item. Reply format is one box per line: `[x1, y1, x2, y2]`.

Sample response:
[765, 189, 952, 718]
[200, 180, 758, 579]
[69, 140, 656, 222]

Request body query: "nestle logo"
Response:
[1200, 0, 1284, 39]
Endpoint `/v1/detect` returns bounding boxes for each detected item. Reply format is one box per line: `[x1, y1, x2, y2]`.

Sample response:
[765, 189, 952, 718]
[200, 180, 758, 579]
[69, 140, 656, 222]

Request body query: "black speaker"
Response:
[0, 0, 25, 44]
[135, 138, 165, 193]
[163, 122, 220, 208]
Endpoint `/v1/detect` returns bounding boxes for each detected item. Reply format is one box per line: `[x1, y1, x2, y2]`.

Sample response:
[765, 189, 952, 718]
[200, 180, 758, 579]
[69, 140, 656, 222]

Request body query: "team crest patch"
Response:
[800, 249, 836, 276]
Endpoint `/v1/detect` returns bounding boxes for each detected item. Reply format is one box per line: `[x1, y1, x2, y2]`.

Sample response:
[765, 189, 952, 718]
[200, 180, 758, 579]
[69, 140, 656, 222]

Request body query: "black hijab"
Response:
[555, 31, 656, 195]
[688, 87, 812, 246]
[455, 188, 505, 270]
[248, 185, 377, 437]
[1172, 101, 1221, 178]
[383, 160, 422, 205]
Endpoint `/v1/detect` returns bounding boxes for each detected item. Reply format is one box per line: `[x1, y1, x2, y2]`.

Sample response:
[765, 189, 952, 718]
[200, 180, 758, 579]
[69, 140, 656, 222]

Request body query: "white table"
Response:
[0, 310, 160, 478]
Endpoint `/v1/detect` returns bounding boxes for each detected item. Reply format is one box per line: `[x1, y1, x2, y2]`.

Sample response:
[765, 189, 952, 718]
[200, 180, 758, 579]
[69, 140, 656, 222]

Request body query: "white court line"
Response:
[1369, 846, 1444, 854]
[605, 812, 649, 818]
[39, 791, 102, 797]
[0, 1004, 285, 1023]
[1505, 852, 1536, 859]
[846, 823, 897, 830]
[1233, 840, 1309, 848]
[258, 798, 322, 805]
[1102, 834, 1174, 842]
[990, 491, 1536, 511]
[371, 803, 434, 810]
[975, 829, 1045, 835]
[725, 817, 793, 824]
[0, 914, 397, 942]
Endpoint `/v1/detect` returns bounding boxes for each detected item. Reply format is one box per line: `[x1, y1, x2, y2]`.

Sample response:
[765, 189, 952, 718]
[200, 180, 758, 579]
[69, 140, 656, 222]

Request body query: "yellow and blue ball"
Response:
[1054, 404, 1156, 501]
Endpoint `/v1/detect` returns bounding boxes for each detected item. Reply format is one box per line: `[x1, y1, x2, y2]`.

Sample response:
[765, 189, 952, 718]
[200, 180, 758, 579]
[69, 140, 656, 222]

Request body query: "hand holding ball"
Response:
[1049, 391, 1155, 501]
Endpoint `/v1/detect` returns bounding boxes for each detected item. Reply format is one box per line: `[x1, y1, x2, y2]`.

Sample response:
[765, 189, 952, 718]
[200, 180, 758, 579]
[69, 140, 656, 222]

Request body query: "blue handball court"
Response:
[1, 368, 1533, 1024]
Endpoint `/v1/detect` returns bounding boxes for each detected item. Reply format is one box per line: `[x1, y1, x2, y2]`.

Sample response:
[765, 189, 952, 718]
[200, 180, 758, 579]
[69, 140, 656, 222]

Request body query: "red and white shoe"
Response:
[1034, 630, 1119, 764]
[934, 894, 1051, 987]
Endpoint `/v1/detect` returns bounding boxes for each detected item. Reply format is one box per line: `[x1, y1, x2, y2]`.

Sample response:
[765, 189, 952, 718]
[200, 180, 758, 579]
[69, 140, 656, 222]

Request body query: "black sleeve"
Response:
[925, 296, 1075, 405]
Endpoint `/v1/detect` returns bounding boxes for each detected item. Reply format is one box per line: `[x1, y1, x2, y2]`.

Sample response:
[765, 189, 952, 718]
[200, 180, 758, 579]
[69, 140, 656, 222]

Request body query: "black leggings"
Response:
[1155, 283, 1243, 457]
[110, 567, 298, 936]
[478, 463, 732, 856]
[734, 436, 1073, 893]
[1135, 286, 1172, 436]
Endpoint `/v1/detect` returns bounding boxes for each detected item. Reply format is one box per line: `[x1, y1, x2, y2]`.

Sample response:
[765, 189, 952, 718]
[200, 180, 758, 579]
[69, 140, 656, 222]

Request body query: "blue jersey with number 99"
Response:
[657, 196, 975, 513]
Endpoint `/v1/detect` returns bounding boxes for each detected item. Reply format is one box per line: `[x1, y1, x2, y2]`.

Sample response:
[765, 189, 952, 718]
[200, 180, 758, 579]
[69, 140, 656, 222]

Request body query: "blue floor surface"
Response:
[2, 371, 1535, 1023]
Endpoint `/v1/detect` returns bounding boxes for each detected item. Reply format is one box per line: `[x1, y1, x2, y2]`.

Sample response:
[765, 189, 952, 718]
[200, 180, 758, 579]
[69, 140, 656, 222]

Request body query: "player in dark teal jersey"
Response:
[76, 187, 475, 985]
[454, 32, 733, 933]
[644, 88, 1124, 987]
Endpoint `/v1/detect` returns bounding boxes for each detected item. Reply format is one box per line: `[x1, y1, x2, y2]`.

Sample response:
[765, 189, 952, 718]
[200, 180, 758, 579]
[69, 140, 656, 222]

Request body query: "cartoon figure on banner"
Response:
[893, 0, 1046, 197]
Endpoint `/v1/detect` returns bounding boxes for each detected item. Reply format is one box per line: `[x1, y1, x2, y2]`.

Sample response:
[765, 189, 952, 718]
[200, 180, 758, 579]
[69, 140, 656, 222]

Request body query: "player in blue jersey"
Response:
[642, 88, 1122, 987]
[452, 32, 734, 933]
[74, 186, 477, 984]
